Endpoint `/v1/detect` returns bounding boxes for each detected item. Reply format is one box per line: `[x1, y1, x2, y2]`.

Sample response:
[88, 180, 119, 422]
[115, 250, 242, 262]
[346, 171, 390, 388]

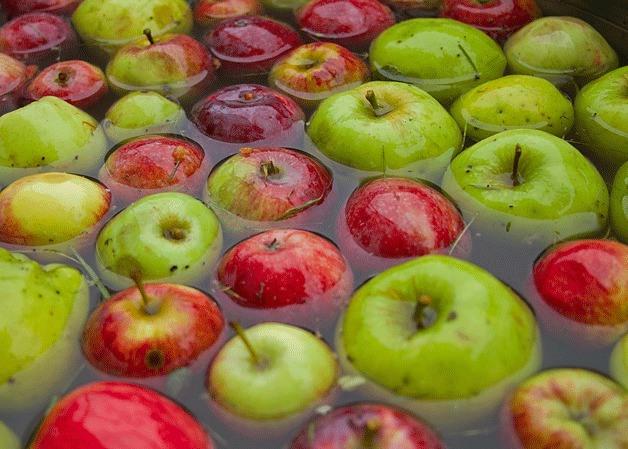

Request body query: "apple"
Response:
[71, 0, 193, 56]
[21, 59, 108, 109]
[295, 0, 396, 53]
[106, 30, 215, 102]
[500, 368, 627, 449]
[438, 0, 542, 44]
[1, 0, 81, 17]
[0, 52, 35, 114]
[213, 228, 353, 330]
[528, 238, 628, 348]
[449, 74, 574, 142]
[98, 134, 211, 206]
[102, 90, 186, 143]
[0, 172, 112, 256]
[306, 81, 462, 184]
[377, 0, 441, 19]
[268, 41, 371, 110]
[27, 381, 217, 449]
[574, 65, 628, 167]
[287, 403, 447, 449]
[369, 17, 507, 105]
[95, 192, 223, 291]
[335, 254, 541, 433]
[83, 282, 226, 381]
[0, 96, 108, 187]
[610, 161, 628, 244]
[206, 321, 338, 437]
[193, 0, 261, 28]
[440, 129, 610, 249]
[610, 333, 628, 389]
[0, 421, 19, 449]
[0, 247, 89, 413]
[504, 16, 619, 87]
[204, 15, 303, 76]
[259, 0, 309, 22]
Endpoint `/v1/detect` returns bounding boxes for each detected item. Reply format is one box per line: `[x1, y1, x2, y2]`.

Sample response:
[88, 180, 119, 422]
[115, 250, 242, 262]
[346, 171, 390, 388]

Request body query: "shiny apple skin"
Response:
[22, 59, 108, 109]
[205, 15, 302, 76]
[1, 0, 81, 18]
[193, 0, 261, 27]
[0, 52, 34, 113]
[28, 381, 216, 449]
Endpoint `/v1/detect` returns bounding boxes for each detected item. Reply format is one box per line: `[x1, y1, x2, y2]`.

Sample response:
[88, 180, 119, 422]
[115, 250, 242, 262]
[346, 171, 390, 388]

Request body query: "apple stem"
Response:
[129, 269, 160, 315]
[458, 43, 480, 80]
[229, 321, 269, 370]
[413, 294, 437, 330]
[365, 89, 381, 112]
[511, 144, 522, 187]
[169, 160, 181, 180]
[260, 160, 279, 179]
[143, 28, 155, 45]
[362, 419, 381, 448]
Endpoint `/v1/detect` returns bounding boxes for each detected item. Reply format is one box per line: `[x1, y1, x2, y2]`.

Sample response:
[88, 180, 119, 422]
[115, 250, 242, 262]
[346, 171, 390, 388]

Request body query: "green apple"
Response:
[450, 74, 574, 142]
[335, 254, 541, 432]
[574, 66, 628, 167]
[307, 81, 462, 184]
[95, 192, 223, 290]
[504, 16, 619, 87]
[610, 161, 628, 243]
[0, 248, 89, 413]
[0, 96, 108, 188]
[440, 129, 609, 248]
[610, 333, 627, 389]
[0, 421, 19, 449]
[369, 18, 507, 105]
[103, 91, 186, 143]
[72, 0, 193, 56]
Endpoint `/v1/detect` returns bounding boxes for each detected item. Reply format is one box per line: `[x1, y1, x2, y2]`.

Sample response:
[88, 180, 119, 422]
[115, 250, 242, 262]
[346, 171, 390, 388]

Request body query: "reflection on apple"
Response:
[610, 161, 628, 244]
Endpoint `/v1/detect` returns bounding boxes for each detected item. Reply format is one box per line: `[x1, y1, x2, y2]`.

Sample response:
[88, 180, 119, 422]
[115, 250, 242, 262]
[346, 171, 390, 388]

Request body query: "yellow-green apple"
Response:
[449, 74, 574, 142]
[307, 81, 462, 184]
[440, 129, 609, 249]
[0, 96, 108, 187]
[193, 0, 261, 27]
[0, 248, 89, 413]
[268, 41, 370, 110]
[0, 421, 19, 449]
[500, 368, 627, 449]
[610, 161, 628, 243]
[369, 18, 507, 105]
[95, 192, 223, 291]
[610, 333, 628, 388]
[335, 255, 542, 433]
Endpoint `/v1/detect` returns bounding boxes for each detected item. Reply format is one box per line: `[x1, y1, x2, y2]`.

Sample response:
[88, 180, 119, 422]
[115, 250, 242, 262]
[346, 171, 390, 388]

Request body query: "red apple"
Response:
[98, 134, 211, 206]
[439, 0, 542, 43]
[21, 59, 108, 109]
[295, 0, 396, 53]
[213, 228, 353, 330]
[1, 0, 81, 18]
[500, 368, 627, 449]
[193, 0, 261, 28]
[0, 52, 35, 113]
[528, 238, 628, 348]
[205, 15, 303, 76]
[28, 381, 217, 449]
[288, 402, 447, 449]
[268, 41, 370, 110]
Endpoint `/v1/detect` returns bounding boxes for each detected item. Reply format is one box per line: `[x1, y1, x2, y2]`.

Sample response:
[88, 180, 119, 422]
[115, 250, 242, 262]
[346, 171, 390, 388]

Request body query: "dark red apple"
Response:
[288, 402, 447, 449]
[98, 134, 211, 206]
[193, 0, 261, 27]
[21, 59, 108, 109]
[0, 52, 35, 113]
[295, 0, 396, 53]
[439, 0, 542, 43]
[205, 15, 303, 76]
[213, 228, 353, 329]
[28, 381, 217, 449]
[1, 0, 82, 18]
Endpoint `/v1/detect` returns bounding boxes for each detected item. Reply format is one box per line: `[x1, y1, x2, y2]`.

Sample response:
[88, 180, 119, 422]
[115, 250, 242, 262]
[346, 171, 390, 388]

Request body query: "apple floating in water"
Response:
[193, 0, 261, 27]
[335, 254, 542, 433]
[0, 52, 35, 114]
[610, 161, 628, 244]
[610, 333, 628, 389]
[0, 421, 19, 449]
[0, 247, 89, 414]
[1, 0, 82, 18]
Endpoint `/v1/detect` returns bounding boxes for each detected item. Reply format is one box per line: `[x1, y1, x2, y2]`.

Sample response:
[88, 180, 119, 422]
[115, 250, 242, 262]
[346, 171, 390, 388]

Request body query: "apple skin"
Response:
[83, 283, 226, 379]
[0, 421, 19, 449]
[527, 238, 628, 348]
[369, 18, 507, 106]
[0, 248, 89, 413]
[193, 0, 261, 28]
[449, 74, 574, 142]
[1, 0, 81, 17]
[288, 402, 447, 449]
[268, 41, 371, 110]
[610, 161, 628, 244]
[307, 81, 462, 183]
[335, 255, 541, 433]
[0, 52, 35, 114]
[295, 0, 396, 53]
[440, 129, 610, 249]
[610, 333, 628, 388]
[500, 368, 627, 449]
[574, 66, 628, 167]
[27, 381, 216, 449]
[213, 228, 353, 330]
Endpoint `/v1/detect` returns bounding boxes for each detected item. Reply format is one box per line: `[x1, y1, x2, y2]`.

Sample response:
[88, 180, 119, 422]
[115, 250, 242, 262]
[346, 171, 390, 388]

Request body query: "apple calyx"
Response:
[260, 160, 280, 180]
[413, 294, 437, 330]
[362, 418, 382, 448]
[143, 28, 155, 45]
[229, 321, 270, 370]
[511, 143, 523, 187]
[241, 91, 256, 102]
[129, 268, 162, 316]
[55, 71, 70, 86]
[365, 90, 393, 118]
[569, 409, 598, 437]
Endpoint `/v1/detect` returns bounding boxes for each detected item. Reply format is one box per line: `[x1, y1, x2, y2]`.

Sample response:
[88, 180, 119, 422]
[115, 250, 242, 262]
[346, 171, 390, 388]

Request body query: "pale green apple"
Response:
[335, 254, 541, 432]
[450, 74, 574, 142]
[574, 66, 628, 166]
[0, 248, 89, 413]
[0, 421, 19, 449]
[440, 129, 609, 248]
[72, 0, 193, 56]
[307, 81, 462, 184]
[610, 333, 627, 389]
[610, 161, 628, 243]
[369, 18, 507, 105]
[95, 192, 223, 290]
[0, 96, 108, 188]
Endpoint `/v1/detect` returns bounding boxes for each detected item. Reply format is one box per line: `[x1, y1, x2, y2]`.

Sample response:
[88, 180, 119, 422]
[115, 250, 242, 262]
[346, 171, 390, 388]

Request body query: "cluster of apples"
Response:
[0, 0, 627, 448]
